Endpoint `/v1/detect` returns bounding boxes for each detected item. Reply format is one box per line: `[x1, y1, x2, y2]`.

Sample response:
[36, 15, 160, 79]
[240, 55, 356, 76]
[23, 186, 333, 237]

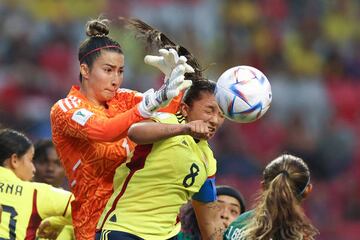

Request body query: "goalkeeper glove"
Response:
[138, 64, 192, 117]
[144, 48, 194, 82]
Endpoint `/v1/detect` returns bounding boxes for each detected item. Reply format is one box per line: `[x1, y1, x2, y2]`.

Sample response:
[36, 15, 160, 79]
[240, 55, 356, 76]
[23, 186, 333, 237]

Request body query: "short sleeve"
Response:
[192, 177, 217, 203]
[35, 183, 73, 222]
[150, 112, 178, 124]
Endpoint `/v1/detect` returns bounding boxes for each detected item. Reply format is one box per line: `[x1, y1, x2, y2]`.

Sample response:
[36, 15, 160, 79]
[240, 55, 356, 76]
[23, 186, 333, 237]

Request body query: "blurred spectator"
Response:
[33, 139, 67, 189]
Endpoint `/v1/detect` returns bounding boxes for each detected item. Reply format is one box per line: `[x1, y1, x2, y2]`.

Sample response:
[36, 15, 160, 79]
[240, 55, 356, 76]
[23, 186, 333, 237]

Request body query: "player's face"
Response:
[34, 147, 65, 187]
[216, 195, 242, 229]
[184, 92, 225, 138]
[84, 50, 124, 104]
[14, 146, 36, 181]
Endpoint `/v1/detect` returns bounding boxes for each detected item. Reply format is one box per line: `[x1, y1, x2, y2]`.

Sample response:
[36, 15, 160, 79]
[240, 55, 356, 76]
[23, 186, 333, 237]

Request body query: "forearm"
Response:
[128, 121, 189, 144]
[87, 106, 144, 141]
[192, 200, 223, 240]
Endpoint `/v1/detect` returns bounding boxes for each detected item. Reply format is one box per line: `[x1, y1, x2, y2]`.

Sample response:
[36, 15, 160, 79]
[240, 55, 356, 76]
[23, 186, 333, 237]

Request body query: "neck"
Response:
[80, 85, 106, 108]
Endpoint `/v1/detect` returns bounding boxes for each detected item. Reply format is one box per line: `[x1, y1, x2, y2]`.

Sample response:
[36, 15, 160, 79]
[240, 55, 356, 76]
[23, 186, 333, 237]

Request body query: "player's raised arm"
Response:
[128, 118, 210, 145]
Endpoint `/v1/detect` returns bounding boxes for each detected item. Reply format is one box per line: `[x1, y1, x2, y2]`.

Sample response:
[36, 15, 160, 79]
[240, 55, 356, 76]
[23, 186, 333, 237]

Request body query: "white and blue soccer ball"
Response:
[215, 65, 272, 123]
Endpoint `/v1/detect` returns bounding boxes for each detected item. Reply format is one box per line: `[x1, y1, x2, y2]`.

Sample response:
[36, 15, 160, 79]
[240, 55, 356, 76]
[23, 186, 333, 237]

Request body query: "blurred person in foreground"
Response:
[33, 139, 74, 239]
[50, 17, 193, 240]
[0, 128, 73, 240]
[179, 185, 246, 240]
[224, 154, 319, 240]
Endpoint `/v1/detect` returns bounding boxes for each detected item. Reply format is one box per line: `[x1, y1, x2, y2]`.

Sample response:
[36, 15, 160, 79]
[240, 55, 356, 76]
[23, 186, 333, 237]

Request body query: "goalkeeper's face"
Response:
[82, 50, 124, 103]
[183, 91, 225, 139]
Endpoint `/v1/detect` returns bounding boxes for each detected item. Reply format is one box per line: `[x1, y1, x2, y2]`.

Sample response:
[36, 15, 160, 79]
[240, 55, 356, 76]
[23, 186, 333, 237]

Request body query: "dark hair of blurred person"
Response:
[224, 154, 319, 240]
[33, 139, 66, 188]
[0, 128, 35, 181]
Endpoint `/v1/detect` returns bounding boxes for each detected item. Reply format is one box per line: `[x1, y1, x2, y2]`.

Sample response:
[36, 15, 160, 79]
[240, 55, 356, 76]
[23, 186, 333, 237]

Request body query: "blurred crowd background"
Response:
[1, 0, 360, 239]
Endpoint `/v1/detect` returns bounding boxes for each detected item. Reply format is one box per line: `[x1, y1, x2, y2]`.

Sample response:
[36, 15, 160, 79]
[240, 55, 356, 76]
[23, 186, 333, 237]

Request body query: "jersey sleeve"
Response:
[50, 100, 144, 142]
[35, 183, 73, 223]
[112, 88, 143, 107]
[192, 141, 217, 203]
[150, 112, 179, 124]
[192, 177, 217, 203]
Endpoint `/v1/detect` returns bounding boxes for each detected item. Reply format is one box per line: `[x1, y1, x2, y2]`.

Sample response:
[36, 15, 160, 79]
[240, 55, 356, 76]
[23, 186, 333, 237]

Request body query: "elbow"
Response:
[127, 125, 137, 142]
[127, 125, 143, 144]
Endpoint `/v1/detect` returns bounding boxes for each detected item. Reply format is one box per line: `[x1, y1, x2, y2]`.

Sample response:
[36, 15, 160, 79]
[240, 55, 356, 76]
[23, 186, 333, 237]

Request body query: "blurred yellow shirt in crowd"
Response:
[5, 0, 106, 21]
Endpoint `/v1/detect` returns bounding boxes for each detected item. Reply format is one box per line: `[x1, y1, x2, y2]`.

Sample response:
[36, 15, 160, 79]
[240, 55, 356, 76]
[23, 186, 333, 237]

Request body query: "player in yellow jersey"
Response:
[0, 129, 73, 240]
[96, 78, 225, 240]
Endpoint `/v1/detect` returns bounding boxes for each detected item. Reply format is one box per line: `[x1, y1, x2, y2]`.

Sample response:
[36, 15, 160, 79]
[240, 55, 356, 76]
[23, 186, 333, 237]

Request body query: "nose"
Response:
[47, 163, 55, 172]
[220, 210, 229, 220]
[208, 114, 220, 128]
[32, 163, 36, 174]
[112, 72, 122, 87]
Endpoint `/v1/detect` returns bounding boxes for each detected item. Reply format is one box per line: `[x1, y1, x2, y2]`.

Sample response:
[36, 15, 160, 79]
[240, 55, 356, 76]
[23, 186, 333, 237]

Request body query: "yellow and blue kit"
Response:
[0, 167, 73, 240]
[97, 113, 217, 240]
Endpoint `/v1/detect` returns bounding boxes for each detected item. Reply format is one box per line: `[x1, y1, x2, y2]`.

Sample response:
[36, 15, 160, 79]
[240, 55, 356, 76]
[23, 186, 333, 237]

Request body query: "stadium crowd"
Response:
[0, 0, 360, 239]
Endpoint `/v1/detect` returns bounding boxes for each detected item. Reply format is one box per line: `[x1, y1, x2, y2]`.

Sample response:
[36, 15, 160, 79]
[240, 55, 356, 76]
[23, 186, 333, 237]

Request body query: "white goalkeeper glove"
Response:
[138, 64, 192, 118]
[144, 48, 194, 82]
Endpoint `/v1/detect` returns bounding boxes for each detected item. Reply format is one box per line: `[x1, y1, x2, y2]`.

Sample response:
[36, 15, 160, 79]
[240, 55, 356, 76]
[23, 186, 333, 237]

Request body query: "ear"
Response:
[80, 63, 90, 80]
[8, 153, 20, 170]
[302, 183, 313, 199]
[179, 102, 190, 118]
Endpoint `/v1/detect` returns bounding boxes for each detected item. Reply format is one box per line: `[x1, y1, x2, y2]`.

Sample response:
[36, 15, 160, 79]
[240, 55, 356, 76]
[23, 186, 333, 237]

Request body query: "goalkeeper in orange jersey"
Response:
[50, 17, 194, 240]
[0, 128, 73, 240]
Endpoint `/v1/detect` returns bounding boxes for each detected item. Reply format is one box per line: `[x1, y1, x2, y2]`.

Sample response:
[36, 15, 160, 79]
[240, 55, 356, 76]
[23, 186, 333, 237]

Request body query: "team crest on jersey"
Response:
[71, 108, 94, 126]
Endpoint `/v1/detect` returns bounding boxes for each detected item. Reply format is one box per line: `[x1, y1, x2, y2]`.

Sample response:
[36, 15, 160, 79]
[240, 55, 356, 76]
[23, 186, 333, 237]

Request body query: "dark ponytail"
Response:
[121, 18, 204, 82]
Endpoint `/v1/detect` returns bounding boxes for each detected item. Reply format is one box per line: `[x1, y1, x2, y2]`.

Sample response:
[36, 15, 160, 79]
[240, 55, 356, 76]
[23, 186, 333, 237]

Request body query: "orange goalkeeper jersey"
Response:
[50, 85, 182, 240]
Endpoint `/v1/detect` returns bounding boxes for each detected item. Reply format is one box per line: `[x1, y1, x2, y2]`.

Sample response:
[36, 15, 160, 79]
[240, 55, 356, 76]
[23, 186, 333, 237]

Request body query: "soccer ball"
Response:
[215, 66, 272, 123]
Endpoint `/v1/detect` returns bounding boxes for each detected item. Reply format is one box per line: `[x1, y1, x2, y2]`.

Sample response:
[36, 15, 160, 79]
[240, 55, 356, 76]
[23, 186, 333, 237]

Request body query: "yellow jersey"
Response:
[0, 167, 73, 240]
[97, 113, 217, 240]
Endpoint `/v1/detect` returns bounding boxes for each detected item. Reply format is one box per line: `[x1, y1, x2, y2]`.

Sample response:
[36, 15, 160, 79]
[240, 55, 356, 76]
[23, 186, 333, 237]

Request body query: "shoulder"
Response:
[32, 182, 71, 196]
[51, 96, 95, 127]
[151, 112, 178, 124]
[51, 95, 83, 118]
[224, 211, 254, 240]
[115, 88, 141, 98]
[232, 210, 254, 227]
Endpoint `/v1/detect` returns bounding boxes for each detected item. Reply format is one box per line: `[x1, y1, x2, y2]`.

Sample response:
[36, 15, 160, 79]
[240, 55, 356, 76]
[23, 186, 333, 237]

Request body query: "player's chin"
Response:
[103, 90, 116, 99]
[222, 222, 229, 229]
